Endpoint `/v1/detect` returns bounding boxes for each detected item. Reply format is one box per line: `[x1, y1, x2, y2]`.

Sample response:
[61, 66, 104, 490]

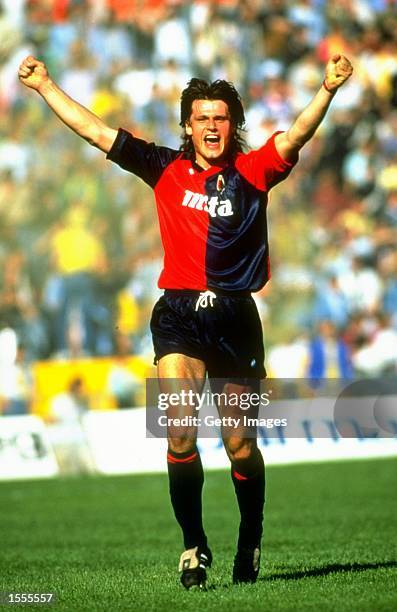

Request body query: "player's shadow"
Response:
[205, 560, 397, 591]
[263, 560, 397, 582]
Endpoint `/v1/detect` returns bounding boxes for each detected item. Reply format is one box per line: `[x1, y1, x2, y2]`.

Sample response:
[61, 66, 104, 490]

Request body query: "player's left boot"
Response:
[179, 545, 212, 590]
[232, 546, 261, 584]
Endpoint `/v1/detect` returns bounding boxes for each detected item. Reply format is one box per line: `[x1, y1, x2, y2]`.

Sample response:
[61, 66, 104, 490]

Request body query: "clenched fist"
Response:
[324, 54, 353, 93]
[18, 56, 50, 91]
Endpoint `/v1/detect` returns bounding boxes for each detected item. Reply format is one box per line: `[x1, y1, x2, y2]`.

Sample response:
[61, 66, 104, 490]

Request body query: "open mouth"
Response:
[204, 135, 220, 145]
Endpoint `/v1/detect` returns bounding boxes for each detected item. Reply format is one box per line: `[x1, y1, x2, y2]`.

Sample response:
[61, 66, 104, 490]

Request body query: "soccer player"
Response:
[18, 53, 353, 589]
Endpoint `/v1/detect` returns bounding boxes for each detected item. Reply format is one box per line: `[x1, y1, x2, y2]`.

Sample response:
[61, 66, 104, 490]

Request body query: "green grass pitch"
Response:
[1, 457, 396, 611]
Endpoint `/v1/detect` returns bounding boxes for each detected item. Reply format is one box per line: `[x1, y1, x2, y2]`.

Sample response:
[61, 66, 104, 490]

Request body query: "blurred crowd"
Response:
[1, 0, 397, 415]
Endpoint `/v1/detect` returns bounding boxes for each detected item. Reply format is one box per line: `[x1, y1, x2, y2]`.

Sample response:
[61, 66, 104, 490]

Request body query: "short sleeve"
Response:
[106, 128, 180, 188]
[236, 131, 298, 192]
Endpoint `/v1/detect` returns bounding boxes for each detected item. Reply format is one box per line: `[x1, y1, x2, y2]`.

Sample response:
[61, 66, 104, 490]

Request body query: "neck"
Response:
[195, 159, 210, 171]
[194, 155, 228, 171]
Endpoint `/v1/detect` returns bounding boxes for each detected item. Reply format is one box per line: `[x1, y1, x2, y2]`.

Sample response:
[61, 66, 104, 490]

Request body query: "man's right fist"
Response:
[18, 56, 49, 91]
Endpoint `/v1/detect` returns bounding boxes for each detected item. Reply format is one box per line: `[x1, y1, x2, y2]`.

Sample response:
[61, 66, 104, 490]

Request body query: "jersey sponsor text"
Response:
[181, 189, 233, 218]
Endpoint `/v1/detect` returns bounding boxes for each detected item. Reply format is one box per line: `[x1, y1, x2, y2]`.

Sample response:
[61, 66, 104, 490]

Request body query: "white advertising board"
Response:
[0, 415, 59, 480]
[83, 406, 397, 475]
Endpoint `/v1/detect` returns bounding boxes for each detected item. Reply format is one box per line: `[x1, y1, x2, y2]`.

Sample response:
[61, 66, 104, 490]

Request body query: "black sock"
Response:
[231, 446, 265, 550]
[167, 447, 207, 550]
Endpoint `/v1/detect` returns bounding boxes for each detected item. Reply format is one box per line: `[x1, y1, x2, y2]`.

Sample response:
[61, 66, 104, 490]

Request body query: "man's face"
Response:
[185, 99, 233, 169]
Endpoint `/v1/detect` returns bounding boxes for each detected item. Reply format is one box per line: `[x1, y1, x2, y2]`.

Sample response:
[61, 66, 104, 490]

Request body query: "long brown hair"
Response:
[179, 78, 246, 157]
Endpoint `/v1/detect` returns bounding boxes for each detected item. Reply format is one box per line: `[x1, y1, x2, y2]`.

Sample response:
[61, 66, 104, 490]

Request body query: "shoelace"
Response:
[195, 290, 217, 311]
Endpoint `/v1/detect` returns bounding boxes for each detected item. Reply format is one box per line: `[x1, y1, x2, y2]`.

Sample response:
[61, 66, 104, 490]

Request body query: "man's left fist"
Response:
[324, 54, 353, 92]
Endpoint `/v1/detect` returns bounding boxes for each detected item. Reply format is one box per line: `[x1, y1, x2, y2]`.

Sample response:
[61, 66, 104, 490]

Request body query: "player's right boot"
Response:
[232, 546, 261, 584]
[179, 545, 212, 590]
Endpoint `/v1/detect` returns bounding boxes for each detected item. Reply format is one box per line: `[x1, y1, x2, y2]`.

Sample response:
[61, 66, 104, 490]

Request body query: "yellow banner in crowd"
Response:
[32, 356, 152, 419]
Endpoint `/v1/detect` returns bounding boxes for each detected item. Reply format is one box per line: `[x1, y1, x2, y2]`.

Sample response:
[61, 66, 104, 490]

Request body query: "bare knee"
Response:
[168, 436, 197, 454]
[224, 437, 255, 462]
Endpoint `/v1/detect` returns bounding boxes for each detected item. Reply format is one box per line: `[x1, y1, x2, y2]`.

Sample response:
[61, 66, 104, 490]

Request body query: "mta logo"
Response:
[181, 190, 233, 218]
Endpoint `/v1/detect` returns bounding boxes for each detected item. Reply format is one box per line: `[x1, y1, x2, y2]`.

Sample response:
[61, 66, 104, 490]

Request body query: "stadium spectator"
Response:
[381, 188, 397, 227]
[312, 274, 350, 330]
[48, 375, 95, 473]
[0, 342, 33, 416]
[352, 312, 397, 377]
[49, 203, 107, 355]
[307, 319, 353, 381]
[337, 255, 383, 314]
[106, 331, 140, 408]
[153, 4, 191, 67]
[267, 332, 309, 379]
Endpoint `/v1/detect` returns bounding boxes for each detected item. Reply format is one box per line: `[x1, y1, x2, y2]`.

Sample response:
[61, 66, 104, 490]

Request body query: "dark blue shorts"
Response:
[150, 290, 266, 380]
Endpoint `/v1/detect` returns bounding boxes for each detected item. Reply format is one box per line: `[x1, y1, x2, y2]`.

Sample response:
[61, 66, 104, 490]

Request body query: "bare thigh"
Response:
[158, 353, 206, 453]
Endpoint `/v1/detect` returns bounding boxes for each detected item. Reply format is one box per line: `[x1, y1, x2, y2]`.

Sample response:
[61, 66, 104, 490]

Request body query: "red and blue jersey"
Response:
[107, 128, 297, 292]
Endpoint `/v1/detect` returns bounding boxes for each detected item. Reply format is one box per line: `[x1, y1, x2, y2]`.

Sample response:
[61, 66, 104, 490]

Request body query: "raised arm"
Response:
[18, 56, 117, 153]
[275, 54, 353, 162]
